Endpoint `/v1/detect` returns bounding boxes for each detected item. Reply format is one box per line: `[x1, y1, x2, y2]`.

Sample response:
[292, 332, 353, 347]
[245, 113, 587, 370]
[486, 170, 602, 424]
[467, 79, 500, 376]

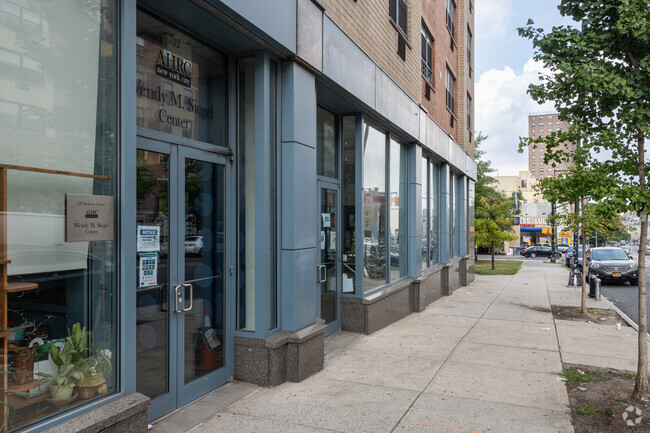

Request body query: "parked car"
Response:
[557, 244, 569, 254]
[519, 245, 532, 256]
[523, 245, 558, 258]
[565, 245, 588, 269]
[184, 235, 204, 256]
[621, 245, 631, 256]
[586, 247, 638, 286]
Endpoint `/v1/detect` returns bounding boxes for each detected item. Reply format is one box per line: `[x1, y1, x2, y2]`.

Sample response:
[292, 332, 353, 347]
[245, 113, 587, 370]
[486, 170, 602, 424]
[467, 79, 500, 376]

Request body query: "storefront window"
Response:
[421, 157, 428, 269]
[389, 139, 408, 281]
[317, 107, 337, 179]
[136, 10, 227, 146]
[362, 124, 386, 292]
[341, 116, 356, 293]
[429, 162, 439, 264]
[0, 1, 118, 430]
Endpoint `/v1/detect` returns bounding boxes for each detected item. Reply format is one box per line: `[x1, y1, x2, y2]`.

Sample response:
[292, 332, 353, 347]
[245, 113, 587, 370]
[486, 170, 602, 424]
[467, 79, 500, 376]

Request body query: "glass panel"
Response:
[317, 107, 337, 179]
[0, 1, 118, 429]
[421, 157, 428, 269]
[389, 139, 408, 281]
[136, 150, 170, 399]
[341, 117, 356, 294]
[362, 124, 386, 292]
[429, 162, 439, 263]
[136, 10, 227, 145]
[237, 57, 255, 331]
[183, 160, 225, 383]
[320, 188, 337, 324]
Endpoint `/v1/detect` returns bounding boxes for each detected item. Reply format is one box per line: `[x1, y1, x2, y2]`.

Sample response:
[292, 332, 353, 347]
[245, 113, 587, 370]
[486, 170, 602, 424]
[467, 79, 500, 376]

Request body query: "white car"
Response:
[184, 236, 203, 256]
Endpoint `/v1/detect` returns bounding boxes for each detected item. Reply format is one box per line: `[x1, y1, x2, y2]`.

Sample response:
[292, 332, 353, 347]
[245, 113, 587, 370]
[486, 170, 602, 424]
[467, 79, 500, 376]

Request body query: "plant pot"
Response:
[82, 372, 105, 388]
[77, 385, 96, 400]
[50, 384, 74, 400]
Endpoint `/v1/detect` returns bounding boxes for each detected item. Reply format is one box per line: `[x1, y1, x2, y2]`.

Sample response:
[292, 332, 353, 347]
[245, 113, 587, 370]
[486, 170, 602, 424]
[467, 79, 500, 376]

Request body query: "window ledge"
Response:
[389, 18, 411, 49]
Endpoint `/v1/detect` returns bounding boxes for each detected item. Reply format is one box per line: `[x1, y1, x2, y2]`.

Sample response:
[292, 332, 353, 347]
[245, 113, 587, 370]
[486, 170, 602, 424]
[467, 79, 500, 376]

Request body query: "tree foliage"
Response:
[475, 196, 518, 269]
[518, 0, 650, 398]
[474, 133, 501, 200]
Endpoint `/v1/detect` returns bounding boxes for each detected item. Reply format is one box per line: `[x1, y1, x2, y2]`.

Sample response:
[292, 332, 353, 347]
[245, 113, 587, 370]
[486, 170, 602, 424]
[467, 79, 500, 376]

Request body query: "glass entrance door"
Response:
[318, 182, 340, 336]
[136, 139, 230, 420]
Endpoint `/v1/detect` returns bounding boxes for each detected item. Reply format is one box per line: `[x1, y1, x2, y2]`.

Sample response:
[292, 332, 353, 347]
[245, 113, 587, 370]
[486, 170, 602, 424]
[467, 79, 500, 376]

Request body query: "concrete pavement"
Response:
[152, 260, 645, 433]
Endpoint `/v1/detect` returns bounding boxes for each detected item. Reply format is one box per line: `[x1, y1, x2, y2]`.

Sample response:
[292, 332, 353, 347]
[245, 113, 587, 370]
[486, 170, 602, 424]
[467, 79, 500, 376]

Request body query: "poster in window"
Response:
[137, 225, 161, 252]
[139, 253, 159, 287]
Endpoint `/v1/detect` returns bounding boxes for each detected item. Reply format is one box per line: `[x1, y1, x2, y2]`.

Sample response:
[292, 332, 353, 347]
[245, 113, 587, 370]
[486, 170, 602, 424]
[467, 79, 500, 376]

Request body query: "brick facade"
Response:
[322, 0, 473, 156]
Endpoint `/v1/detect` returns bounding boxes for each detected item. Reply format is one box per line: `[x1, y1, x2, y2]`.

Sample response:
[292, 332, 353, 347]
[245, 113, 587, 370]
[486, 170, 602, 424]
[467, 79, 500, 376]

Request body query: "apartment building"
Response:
[0, 0, 475, 431]
[528, 112, 573, 178]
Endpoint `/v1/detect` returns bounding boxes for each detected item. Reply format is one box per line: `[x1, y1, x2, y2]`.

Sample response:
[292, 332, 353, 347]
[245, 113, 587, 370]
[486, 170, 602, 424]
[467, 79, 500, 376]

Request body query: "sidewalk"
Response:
[153, 260, 644, 433]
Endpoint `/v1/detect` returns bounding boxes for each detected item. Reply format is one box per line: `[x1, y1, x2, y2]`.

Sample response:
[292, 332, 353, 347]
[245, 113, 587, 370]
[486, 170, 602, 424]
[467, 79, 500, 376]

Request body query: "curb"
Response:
[600, 295, 650, 342]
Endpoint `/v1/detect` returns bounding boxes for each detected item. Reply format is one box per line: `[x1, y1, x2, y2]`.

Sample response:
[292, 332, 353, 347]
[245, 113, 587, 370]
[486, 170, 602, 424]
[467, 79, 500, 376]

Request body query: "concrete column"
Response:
[439, 163, 450, 264]
[280, 61, 318, 332]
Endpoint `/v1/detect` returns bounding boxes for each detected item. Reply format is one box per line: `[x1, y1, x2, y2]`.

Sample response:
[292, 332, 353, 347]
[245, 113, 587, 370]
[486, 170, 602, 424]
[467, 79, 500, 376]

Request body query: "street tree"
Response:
[519, 0, 650, 397]
[474, 132, 500, 200]
[475, 196, 517, 270]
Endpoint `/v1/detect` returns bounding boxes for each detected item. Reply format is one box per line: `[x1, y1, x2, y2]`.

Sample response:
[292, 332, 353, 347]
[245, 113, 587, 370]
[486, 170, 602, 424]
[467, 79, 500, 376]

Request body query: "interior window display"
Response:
[0, 1, 118, 430]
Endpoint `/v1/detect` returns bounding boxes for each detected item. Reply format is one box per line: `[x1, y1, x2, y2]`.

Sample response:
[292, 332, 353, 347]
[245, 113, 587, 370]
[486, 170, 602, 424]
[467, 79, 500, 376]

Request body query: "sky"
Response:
[474, 0, 576, 176]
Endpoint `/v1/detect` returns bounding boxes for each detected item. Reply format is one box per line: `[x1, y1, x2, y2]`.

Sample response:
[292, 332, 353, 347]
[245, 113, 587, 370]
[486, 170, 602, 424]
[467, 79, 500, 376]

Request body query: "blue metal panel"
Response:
[375, 69, 419, 140]
[322, 17, 376, 108]
[215, 0, 296, 53]
[281, 63, 317, 147]
[281, 249, 318, 331]
[121, 0, 137, 396]
[297, 0, 323, 71]
[439, 164, 450, 264]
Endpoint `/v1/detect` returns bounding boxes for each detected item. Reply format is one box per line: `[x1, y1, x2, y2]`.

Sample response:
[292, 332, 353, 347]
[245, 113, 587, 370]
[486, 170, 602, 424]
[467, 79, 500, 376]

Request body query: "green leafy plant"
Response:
[557, 368, 600, 386]
[572, 404, 597, 415]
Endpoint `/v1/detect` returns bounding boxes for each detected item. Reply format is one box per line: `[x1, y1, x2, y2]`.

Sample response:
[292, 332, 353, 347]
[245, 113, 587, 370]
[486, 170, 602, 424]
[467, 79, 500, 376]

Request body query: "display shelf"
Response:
[6, 379, 41, 394]
[0, 331, 10, 339]
[0, 259, 9, 265]
[6, 282, 38, 293]
[6, 393, 47, 411]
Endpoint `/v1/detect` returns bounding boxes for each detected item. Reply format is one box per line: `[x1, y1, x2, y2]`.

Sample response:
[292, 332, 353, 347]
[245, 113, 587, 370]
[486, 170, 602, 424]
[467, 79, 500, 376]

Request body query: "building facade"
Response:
[0, 0, 475, 431]
[527, 112, 572, 178]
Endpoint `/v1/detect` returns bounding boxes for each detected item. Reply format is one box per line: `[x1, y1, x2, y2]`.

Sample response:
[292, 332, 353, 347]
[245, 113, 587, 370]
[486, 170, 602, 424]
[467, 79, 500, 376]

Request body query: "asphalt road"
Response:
[600, 246, 649, 329]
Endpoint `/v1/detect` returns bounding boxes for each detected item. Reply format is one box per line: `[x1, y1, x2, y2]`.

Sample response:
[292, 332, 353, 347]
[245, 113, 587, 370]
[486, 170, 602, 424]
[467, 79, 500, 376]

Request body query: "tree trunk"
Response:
[634, 212, 649, 398]
[634, 124, 649, 398]
[491, 242, 495, 270]
[580, 197, 587, 315]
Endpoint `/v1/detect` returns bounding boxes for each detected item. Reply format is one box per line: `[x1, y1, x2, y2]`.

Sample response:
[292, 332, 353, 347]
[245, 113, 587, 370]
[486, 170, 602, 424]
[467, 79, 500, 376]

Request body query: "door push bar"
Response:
[174, 283, 193, 313]
[317, 265, 327, 283]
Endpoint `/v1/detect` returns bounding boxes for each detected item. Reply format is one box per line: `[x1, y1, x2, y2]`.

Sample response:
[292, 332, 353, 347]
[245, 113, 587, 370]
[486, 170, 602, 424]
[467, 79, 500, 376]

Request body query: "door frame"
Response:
[317, 179, 341, 337]
[136, 135, 235, 420]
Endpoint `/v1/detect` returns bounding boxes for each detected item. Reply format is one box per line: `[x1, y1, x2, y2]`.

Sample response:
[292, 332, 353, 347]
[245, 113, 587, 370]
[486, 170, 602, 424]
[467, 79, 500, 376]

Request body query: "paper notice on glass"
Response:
[139, 253, 159, 287]
[321, 213, 331, 228]
[320, 231, 326, 249]
[137, 226, 160, 252]
[330, 231, 336, 250]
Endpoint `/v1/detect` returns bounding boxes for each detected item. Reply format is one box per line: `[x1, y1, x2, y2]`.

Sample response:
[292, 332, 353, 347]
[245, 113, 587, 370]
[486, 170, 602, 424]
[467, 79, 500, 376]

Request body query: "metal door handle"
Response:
[317, 265, 327, 283]
[174, 283, 194, 313]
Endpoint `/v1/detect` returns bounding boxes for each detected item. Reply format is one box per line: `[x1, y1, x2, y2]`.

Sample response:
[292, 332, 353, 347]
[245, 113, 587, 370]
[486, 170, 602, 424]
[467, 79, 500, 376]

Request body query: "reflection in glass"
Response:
[429, 162, 439, 264]
[0, 0, 119, 429]
[183, 160, 225, 383]
[362, 123, 386, 292]
[421, 157, 429, 269]
[320, 189, 337, 324]
[136, 10, 227, 145]
[136, 150, 170, 400]
[389, 139, 408, 281]
[341, 116, 356, 293]
[317, 107, 337, 179]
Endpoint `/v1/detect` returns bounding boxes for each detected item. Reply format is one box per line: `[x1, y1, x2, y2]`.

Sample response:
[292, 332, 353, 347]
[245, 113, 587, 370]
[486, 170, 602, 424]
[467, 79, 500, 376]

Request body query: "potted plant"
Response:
[76, 347, 111, 399]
